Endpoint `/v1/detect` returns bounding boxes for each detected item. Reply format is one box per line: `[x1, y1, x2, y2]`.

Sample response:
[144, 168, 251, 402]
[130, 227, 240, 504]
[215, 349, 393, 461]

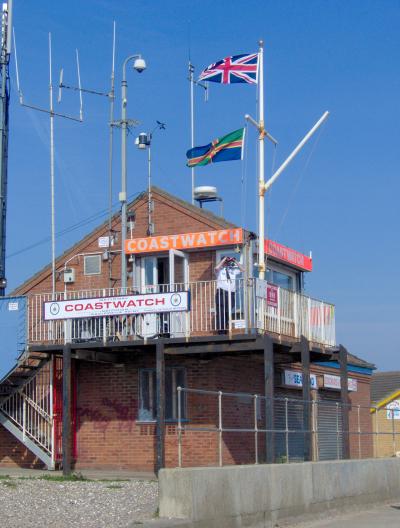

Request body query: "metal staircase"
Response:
[0, 354, 55, 469]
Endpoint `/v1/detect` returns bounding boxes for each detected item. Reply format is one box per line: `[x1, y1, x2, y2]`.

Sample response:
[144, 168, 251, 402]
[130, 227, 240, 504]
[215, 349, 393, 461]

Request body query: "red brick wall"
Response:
[15, 191, 228, 297]
[0, 427, 44, 469]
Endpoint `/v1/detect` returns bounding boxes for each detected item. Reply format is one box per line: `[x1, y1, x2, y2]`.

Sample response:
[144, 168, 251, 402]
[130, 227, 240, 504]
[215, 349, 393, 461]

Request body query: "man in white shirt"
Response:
[215, 256, 244, 333]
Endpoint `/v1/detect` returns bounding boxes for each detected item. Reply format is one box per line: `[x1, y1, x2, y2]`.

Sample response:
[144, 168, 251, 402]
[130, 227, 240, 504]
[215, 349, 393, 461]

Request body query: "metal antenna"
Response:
[0, 1, 12, 295]
[13, 30, 83, 298]
[57, 21, 119, 287]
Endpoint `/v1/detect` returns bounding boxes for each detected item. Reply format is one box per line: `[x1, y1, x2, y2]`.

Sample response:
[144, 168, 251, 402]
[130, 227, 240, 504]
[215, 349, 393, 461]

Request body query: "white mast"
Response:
[257, 40, 266, 280]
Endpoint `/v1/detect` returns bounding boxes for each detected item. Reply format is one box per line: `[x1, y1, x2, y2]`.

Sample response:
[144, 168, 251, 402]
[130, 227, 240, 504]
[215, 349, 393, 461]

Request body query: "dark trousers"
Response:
[215, 288, 235, 331]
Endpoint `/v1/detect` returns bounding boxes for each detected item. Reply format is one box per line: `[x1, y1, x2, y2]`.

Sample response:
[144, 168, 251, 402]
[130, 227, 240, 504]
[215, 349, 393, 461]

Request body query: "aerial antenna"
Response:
[56, 21, 122, 287]
[0, 0, 12, 295]
[13, 30, 83, 298]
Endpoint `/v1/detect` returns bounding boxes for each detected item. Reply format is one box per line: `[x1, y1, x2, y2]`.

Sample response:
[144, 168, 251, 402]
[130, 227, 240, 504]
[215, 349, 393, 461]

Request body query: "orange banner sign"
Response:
[125, 228, 243, 254]
[264, 239, 313, 272]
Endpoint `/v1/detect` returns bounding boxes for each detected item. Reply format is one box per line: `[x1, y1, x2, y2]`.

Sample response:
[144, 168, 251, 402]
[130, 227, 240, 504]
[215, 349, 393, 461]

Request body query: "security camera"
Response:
[133, 57, 146, 73]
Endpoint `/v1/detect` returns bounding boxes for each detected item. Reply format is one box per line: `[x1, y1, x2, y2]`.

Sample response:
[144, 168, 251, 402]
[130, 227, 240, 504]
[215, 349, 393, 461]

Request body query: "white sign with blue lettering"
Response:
[284, 370, 318, 389]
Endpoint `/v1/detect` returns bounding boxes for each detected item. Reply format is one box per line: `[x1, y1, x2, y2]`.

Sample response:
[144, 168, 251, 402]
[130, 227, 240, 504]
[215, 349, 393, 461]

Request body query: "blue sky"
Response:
[2, 0, 399, 372]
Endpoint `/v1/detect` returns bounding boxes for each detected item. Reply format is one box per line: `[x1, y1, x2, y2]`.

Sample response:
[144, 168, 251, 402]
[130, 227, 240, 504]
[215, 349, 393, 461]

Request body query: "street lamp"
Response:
[120, 54, 146, 291]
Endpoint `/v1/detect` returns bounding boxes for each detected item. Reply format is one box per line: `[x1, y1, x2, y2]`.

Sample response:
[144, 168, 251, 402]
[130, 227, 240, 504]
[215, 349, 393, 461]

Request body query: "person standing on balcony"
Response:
[215, 256, 244, 334]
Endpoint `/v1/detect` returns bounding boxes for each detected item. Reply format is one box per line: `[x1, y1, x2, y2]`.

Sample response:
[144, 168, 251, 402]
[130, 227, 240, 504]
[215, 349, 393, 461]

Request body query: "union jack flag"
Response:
[198, 53, 259, 84]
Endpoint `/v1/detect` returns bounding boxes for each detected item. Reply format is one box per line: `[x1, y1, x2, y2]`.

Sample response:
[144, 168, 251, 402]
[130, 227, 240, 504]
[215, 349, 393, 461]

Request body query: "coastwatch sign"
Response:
[44, 292, 190, 321]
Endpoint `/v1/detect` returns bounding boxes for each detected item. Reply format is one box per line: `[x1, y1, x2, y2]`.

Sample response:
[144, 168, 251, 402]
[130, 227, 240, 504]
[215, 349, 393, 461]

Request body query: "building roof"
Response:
[347, 351, 375, 370]
[371, 371, 400, 405]
[12, 186, 239, 295]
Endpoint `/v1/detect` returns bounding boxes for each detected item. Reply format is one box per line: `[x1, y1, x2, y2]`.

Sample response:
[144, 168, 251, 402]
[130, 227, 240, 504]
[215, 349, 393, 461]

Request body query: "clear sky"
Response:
[2, 0, 399, 373]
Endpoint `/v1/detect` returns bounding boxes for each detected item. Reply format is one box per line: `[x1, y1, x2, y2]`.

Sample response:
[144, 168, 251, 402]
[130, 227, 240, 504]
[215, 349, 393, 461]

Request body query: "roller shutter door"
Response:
[274, 390, 305, 462]
[317, 392, 343, 461]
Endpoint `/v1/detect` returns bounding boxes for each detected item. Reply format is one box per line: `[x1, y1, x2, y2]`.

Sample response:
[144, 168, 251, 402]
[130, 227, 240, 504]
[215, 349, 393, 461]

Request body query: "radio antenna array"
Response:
[57, 21, 118, 288]
[13, 29, 83, 297]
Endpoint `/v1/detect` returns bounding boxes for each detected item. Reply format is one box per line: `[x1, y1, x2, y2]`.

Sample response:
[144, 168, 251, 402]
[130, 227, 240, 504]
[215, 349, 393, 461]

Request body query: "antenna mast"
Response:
[0, 0, 12, 295]
[14, 30, 83, 298]
[58, 21, 117, 288]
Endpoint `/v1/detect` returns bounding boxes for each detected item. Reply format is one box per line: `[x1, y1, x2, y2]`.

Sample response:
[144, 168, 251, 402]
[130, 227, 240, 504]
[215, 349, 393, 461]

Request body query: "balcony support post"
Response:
[301, 335, 312, 461]
[264, 335, 274, 463]
[62, 343, 72, 476]
[156, 339, 165, 474]
[339, 344, 350, 459]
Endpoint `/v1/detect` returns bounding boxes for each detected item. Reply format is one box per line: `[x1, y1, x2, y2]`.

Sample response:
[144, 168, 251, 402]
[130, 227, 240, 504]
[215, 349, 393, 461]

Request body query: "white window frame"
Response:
[266, 261, 299, 292]
[83, 254, 101, 276]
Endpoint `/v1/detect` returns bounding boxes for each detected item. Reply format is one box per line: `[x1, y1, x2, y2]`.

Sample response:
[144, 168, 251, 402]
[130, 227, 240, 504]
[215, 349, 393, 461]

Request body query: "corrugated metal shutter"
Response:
[317, 392, 343, 461]
[274, 390, 305, 462]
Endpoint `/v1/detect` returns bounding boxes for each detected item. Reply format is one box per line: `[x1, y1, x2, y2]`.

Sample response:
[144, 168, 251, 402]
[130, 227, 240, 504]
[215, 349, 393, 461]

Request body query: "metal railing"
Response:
[176, 387, 400, 468]
[26, 279, 335, 346]
[0, 359, 54, 463]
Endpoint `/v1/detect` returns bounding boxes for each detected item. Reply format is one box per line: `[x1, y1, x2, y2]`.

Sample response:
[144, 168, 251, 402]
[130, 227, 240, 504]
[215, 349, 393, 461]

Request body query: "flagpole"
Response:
[257, 40, 266, 280]
[189, 61, 195, 204]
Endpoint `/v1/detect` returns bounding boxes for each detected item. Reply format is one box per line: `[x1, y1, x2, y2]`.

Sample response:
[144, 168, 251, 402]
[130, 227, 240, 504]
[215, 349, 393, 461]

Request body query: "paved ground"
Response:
[286, 501, 400, 527]
[0, 471, 158, 528]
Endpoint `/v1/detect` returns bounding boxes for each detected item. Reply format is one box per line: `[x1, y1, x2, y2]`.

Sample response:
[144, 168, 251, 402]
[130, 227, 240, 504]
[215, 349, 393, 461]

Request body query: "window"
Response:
[139, 367, 186, 422]
[84, 255, 101, 276]
[266, 268, 294, 290]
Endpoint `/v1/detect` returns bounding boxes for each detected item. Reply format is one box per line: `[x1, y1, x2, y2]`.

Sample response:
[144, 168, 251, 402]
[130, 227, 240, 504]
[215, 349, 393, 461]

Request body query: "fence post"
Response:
[254, 394, 258, 464]
[218, 391, 223, 467]
[285, 397, 289, 463]
[392, 409, 396, 457]
[374, 407, 379, 458]
[177, 386, 182, 468]
[357, 405, 361, 459]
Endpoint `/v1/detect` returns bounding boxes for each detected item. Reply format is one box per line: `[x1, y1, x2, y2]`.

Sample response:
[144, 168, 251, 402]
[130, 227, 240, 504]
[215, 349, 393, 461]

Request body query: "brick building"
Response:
[0, 187, 374, 471]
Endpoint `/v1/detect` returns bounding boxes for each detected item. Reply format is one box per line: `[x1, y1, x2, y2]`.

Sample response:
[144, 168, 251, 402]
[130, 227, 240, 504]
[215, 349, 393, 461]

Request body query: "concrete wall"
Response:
[157, 459, 400, 528]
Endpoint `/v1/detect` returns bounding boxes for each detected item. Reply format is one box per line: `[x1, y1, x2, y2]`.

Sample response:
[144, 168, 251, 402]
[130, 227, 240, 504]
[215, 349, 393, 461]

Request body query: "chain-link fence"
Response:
[176, 387, 400, 468]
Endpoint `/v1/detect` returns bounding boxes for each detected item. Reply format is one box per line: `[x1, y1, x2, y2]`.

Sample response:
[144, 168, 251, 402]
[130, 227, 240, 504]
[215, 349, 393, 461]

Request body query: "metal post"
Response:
[254, 394, 258, 464]
[264, 335, 274, 463]
[339, 344, 350, 459]
[22, 395, 26, 440]
[218, 391, 223, 467]
[120, 61, 128, 291]
[0, 1, 11, 296]
[155, 340, 165, 474]
[62, 343, 72, 476]
[49, 33, 56, 298]
[357, 405, 361, 459]
[392, 409, 396, 456]
[107, 21, 116, 289]
[177, 386, 182, 468]
[285, 397, 289, 463]
[189, 62, 195, 204]
[257, 40, 266, 280]
[301, 335, 311, 461]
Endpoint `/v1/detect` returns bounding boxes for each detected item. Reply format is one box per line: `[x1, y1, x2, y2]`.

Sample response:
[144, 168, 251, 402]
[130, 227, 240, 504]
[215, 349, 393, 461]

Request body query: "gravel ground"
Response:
[0, 476, 158, 528]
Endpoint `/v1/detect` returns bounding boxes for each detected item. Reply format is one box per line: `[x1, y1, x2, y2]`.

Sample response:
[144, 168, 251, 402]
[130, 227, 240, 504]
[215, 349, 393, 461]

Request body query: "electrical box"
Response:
[64, 268, 76, 284]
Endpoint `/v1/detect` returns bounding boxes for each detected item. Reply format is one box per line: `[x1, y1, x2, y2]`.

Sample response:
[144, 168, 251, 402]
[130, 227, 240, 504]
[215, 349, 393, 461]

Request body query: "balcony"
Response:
[26, 279, 336, 348]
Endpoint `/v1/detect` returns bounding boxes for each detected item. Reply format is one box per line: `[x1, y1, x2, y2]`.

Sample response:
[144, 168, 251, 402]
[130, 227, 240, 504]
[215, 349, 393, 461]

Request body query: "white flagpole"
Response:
[189, 61, 195, 204]
[257, 40, 266, 280]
